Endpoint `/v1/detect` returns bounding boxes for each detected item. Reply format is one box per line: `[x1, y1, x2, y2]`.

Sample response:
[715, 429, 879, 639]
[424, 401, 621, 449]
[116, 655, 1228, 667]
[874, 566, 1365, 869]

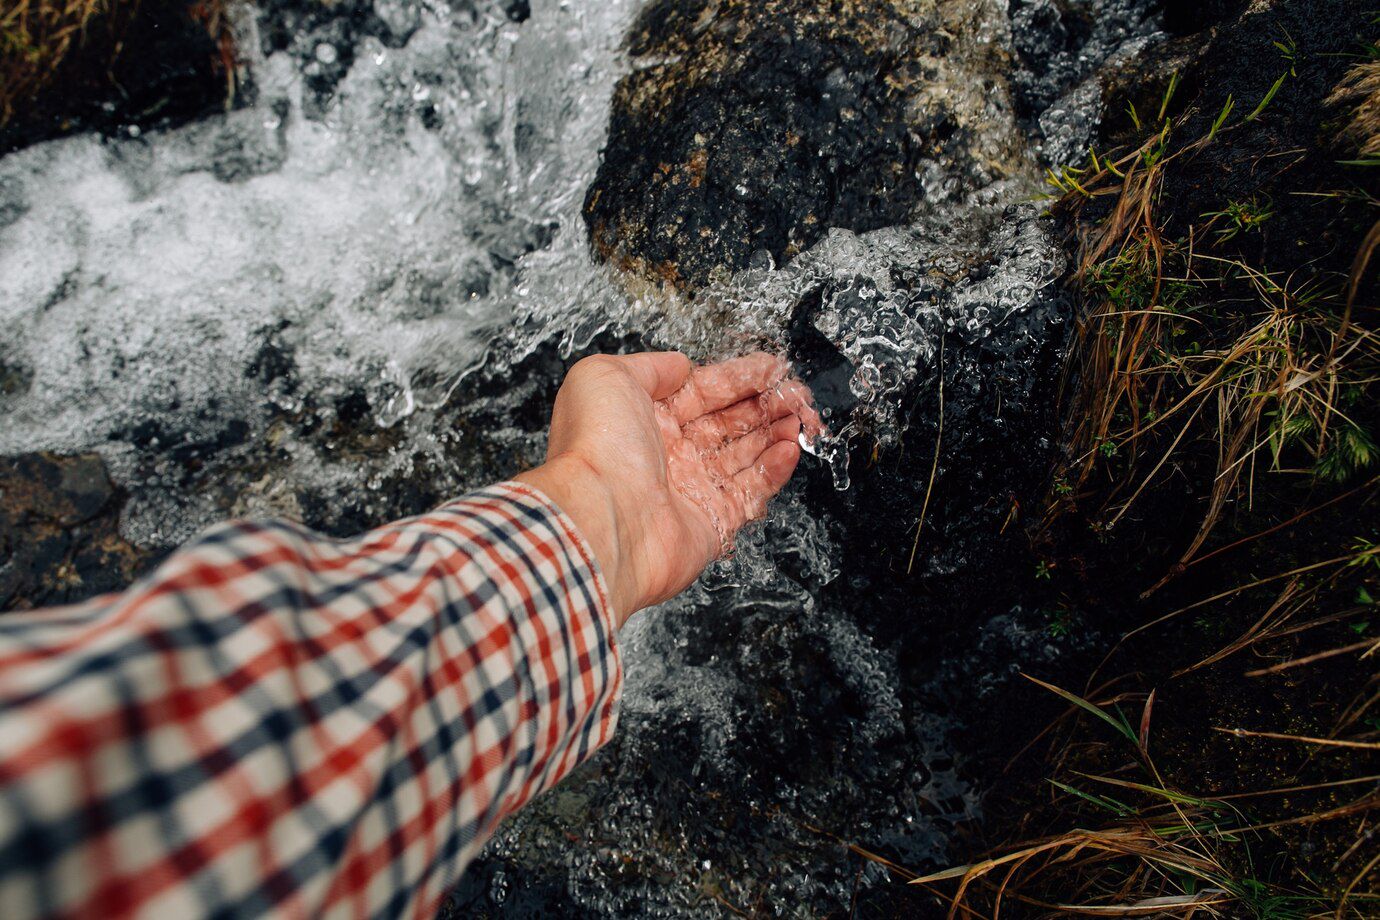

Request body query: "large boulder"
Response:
[584, 0, 1026, 292]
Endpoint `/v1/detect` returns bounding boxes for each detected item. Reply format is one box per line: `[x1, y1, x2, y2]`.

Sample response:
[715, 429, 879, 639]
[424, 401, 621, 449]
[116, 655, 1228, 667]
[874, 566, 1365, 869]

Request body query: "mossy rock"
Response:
[584, 0, 1024, 293]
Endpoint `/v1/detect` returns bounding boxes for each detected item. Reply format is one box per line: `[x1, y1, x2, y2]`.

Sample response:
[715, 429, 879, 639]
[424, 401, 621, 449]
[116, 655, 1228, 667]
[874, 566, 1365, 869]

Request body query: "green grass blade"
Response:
[1245, 73, 1288, 122]
[1209, 95, 1235, 141]
[1022, 673, 1139, 745]
[1047, 779, 1135, 816]
[1158, 71, 1180, 123]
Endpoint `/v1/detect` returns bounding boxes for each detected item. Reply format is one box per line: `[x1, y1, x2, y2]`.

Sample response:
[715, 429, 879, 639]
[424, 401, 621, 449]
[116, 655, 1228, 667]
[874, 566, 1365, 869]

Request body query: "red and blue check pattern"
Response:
[0, 483, 622, 918]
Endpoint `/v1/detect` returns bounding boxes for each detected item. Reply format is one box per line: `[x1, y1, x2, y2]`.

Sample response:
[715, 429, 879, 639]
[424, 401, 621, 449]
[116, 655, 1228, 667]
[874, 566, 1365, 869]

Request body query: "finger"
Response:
[775, 376, 825, 441]
[612, 352, 692, 400]
[727, 439, 802, 527]
[664, 353, 789, 424]
[799, 402, 826, 441]
[653, 401, 684, 446]
[681, 379, 810, 450]
[714, 415, 801, 477]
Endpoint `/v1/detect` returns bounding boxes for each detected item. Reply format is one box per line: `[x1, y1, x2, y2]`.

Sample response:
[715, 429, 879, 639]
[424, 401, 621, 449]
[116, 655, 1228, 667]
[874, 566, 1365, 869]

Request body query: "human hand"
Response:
[516, 352, 820, 625]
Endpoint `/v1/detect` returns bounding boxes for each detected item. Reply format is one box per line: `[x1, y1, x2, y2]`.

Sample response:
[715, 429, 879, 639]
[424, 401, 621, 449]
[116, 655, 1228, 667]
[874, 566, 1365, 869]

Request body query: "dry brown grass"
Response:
[850, 585, 1380, 917]
[1039, 97, 1380, 593]
[1329, 60, 1380, 160]
[0, 0, 108, 122]
[861, 47, 1380, 920]
[0, 0, 235, 127]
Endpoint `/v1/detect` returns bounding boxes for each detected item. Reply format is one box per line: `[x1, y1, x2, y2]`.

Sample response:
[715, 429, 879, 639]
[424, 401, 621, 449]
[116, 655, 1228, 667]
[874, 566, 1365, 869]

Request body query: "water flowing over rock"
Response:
[0, 0, 1164, 913]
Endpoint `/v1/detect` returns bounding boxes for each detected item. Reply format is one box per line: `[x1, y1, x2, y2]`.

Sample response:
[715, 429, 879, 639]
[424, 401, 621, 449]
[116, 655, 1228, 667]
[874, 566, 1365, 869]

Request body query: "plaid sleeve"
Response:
[0, 481, 622, 919]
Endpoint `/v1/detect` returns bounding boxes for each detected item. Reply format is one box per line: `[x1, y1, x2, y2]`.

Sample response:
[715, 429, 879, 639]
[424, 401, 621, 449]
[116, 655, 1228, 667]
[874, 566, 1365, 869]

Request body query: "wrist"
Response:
[515, 453, 640, 626]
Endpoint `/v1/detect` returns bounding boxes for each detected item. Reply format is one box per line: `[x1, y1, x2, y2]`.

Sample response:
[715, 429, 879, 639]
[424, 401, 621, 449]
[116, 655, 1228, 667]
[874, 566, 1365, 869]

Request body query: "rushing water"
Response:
[0, 0, 1160, 914]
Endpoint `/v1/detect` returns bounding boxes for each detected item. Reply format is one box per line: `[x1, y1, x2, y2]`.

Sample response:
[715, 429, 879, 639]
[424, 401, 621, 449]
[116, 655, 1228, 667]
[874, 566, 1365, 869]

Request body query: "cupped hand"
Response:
[516, 352, 820, 625]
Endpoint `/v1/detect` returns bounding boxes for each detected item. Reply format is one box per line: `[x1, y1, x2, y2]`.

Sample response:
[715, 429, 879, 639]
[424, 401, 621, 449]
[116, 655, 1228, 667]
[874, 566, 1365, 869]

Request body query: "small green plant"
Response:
[1349, 538, 1380, 571]
[1352, 38, 1380, 62]
[1314, 421, 1378, 482]
[1046, 606, 1078, 637]
[1142, 124, 1171, 167]
[1203, 196, 1275, 241]
[1267, 409, 1378, 484]
[1035, 560, 1054, 580]
[1044, 164, 1092, 198]
[1273, 30, 1300, 76]
[1208, 94, 1236, 141]
[1126, 99, 1143, 132]
[1157, 71, 1181, 123]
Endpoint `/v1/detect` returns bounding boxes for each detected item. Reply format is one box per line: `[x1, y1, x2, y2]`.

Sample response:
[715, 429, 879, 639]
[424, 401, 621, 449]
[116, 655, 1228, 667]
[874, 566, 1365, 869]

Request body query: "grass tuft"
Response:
[1329, 60, 1380, 160]
[1040, 83, 1380, 580]
[0, 0, 235, 128]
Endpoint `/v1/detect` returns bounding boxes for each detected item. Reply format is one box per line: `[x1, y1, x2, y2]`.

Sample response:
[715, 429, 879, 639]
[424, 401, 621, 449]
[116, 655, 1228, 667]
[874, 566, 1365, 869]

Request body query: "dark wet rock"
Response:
[799, 218, 1073, 653]
[1007, 0, 1159, 119]
[0, 175, 27, 230]
[0, 356, 33, 399]
[0, 453, 152, 611]
[1160, 0, 1252, 36]
[584, 0, 1024, 292]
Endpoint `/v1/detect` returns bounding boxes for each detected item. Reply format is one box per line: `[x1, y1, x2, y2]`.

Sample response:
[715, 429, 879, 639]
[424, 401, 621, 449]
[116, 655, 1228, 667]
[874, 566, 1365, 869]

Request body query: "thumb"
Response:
[613, 352, 692, 400]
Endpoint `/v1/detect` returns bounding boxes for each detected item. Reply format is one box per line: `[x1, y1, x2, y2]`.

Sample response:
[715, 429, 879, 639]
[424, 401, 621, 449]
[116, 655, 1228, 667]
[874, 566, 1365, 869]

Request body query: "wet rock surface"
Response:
[455, 200, 1076, 915]
[584, 0, 1028, 292]
[1147, 0, 1375, 284]
[0, 453, 151, 611]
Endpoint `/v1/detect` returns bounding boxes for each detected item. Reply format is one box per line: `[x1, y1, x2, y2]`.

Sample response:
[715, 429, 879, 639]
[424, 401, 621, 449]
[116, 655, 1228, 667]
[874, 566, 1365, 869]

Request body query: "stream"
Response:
[0, 0, 1161, 914]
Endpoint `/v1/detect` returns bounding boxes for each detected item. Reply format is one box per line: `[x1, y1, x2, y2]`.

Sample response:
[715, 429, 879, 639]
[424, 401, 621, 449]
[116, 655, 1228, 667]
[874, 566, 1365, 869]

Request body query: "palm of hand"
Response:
[548, 353, 818, 608]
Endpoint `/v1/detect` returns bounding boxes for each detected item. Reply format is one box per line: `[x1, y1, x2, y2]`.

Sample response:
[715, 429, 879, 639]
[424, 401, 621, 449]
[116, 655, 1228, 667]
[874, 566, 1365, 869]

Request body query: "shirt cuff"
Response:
[422, 481, 623, 821]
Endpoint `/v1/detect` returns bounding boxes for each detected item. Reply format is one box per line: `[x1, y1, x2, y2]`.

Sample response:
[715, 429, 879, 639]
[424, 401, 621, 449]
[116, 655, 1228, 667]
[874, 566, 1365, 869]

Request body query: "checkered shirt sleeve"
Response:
[0, 482, 622, 919]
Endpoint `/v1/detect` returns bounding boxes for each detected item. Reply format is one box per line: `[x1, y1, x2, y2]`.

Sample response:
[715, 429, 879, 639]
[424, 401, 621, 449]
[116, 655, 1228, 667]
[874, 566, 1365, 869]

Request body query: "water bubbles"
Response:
[314, 43, 339, 65]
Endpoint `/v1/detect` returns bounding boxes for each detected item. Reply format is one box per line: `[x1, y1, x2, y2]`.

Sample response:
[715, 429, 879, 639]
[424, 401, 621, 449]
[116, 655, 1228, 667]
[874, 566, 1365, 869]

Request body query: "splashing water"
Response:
[0, 0, 1161, 914]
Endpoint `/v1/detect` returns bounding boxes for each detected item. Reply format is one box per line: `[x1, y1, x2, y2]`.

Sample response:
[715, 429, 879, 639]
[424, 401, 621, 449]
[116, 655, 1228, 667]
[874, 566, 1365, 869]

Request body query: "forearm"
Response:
[516, 454, 644, 626]
[0, 483, 621, 919]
